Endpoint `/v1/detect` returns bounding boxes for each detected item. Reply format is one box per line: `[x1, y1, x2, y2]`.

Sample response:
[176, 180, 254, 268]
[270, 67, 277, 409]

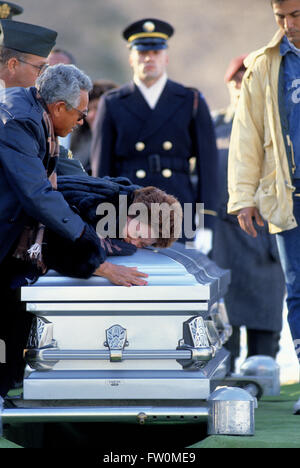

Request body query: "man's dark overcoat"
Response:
[0, 86, 85, 264]
[91, 79, 219, 231]
[0, 86, 92, 399]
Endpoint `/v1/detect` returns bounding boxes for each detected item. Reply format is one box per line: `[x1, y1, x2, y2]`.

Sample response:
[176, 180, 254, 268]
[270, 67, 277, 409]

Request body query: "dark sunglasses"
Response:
[72, 106, 88, 121]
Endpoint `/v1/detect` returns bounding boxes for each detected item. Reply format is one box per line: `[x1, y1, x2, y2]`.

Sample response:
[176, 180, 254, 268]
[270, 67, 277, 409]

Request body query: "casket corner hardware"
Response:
[177, 316, 214, 369]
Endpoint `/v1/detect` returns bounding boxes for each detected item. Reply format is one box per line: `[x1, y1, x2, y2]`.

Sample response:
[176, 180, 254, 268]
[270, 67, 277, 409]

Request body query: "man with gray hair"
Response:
[36, 63, 92, 138]
[0, 63, 150, 398]
[0, 63, 95, 398]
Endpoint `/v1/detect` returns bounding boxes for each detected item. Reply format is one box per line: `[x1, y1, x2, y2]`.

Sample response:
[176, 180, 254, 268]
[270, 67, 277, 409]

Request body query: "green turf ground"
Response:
[190, 383, 300, 448]
[1, 383, 299, 449]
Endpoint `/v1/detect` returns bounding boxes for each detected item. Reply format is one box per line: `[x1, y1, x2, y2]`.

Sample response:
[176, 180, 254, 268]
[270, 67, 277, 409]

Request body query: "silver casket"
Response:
[21, 243, 232, 402]
[0, 241, 260, 436]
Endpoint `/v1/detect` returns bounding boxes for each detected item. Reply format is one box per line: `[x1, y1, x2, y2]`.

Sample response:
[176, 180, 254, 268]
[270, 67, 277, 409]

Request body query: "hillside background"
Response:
[18, 0, 277, 110]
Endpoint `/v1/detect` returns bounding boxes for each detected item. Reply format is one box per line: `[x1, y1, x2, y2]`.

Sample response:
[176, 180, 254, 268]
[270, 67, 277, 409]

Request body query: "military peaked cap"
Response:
[0, 19, 57, 57]
[123, 18, 174, 50]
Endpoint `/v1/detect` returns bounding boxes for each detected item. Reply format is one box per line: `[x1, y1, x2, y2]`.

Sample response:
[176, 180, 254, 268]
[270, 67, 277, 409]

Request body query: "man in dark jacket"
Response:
[91, 18, 218, 244]
[0, 14, 85, 396]
[0, 62, 181, 397]
[0, 63, 147, 398]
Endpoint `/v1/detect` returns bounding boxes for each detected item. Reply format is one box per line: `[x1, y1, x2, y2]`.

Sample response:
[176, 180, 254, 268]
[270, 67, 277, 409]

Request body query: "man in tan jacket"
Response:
[228, 0, 300, 413]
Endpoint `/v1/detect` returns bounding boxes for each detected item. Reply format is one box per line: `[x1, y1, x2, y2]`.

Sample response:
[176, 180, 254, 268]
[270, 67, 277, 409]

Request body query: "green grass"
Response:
[190, 383, 300, 448]
[0, 437, 22, 448]
[1, 384, 300, 448]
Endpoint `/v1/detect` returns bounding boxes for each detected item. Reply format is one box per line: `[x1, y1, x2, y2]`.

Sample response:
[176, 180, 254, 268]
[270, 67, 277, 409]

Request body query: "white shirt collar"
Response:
[134, 73, 168, 109]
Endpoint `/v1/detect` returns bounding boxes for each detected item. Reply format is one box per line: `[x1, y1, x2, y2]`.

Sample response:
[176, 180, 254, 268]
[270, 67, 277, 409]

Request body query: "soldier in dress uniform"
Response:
[0, 3, 86, 176]
[0, 20, 88, 178]
[0, 18, 55, 87]
[91, 18, 218, 243]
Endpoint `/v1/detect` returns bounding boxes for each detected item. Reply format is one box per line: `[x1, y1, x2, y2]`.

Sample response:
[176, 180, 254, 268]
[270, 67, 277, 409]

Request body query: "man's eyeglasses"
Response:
[17, 58, 48, 75]
[60, 102, 88, 121]
[71, 106, 88, 122]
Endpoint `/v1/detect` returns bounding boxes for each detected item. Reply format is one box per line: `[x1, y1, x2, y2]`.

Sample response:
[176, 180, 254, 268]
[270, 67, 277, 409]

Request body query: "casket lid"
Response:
[21, 244, 230, 304]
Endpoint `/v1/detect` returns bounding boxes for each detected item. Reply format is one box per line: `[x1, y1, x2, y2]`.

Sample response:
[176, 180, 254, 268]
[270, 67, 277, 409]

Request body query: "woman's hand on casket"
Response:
[94, 261, 148, 287]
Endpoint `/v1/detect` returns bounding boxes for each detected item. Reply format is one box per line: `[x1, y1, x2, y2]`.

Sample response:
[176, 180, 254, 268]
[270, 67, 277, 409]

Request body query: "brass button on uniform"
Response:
[136, 169, 146, 179]
[162, 168, 172, 178]
[163, 141, 173, 151]
[135, 141, 145, 151]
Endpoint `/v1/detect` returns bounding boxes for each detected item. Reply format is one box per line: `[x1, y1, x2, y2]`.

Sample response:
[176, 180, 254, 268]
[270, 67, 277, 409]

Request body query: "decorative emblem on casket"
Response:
[104, 324, 129, 362]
